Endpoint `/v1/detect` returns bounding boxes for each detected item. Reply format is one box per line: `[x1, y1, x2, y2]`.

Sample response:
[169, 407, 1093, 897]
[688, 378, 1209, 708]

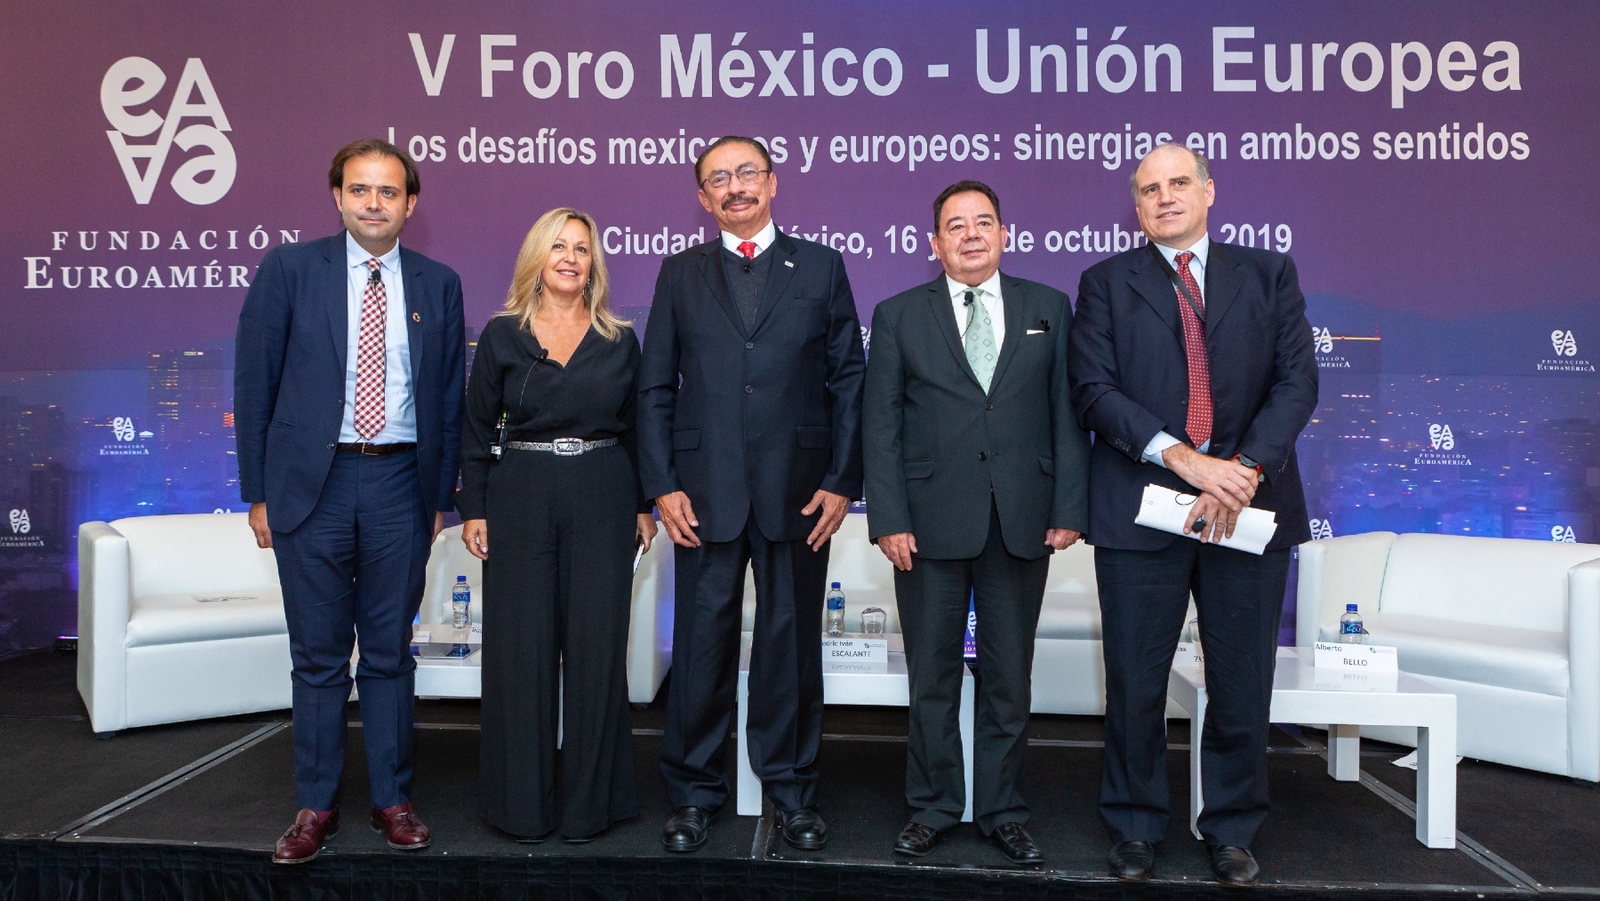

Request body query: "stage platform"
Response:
[3, 647, 1598, 901]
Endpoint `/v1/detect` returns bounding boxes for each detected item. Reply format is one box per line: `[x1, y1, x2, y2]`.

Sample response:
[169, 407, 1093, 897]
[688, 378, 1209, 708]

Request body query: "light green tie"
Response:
[963, 289, 997, 392]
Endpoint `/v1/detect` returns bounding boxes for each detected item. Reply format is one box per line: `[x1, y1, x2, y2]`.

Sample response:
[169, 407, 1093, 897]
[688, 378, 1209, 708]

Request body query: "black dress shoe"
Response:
[989, 821, 1043, 865]
[1209, 844, 1261, 885]
[892, 821, 942, 856]
[662, 806, 713, 852]
[775, 805, 828, 850]
[1108, 840, 1155, 881]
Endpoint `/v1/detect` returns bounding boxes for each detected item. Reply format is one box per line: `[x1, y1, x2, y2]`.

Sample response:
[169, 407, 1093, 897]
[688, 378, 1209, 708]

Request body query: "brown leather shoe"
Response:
[370, 800, 431, 850]
[272, 808, 339, 864]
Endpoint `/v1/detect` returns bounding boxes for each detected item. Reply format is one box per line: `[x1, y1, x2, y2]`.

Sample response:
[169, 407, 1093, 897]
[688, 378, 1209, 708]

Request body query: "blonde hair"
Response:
[500, 208, 628, 341]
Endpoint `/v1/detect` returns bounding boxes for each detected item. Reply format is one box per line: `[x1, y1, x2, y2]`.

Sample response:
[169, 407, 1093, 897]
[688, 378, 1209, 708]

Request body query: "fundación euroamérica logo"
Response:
[101, 57, 235, 205]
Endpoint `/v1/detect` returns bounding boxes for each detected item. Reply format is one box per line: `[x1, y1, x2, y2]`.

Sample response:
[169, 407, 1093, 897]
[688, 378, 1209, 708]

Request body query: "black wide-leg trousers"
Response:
[479, 445, 639, 840]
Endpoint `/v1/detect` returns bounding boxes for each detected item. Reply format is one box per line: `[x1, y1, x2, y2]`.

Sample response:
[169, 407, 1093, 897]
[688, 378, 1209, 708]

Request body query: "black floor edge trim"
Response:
[4, 838, 1583, 901]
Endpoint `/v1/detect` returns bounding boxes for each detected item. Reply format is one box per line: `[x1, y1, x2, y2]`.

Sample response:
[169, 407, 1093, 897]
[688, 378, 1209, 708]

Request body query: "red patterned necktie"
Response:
[1174, 251, 1212, 448]
[354, 258, 387, 439]
[737, 240, 757, 260]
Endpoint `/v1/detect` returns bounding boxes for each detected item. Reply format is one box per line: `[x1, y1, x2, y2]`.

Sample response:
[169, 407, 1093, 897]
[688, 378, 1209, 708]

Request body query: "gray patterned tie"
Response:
[963, 289, 997, 392]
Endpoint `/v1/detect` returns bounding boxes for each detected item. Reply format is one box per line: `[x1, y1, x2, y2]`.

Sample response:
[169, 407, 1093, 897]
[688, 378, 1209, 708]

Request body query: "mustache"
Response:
[721, 193, 758, 210]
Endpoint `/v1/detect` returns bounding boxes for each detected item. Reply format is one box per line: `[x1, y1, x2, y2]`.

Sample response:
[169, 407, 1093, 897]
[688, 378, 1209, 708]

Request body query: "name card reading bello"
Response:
[1313, 641, 1399, 674]
[822, 636, 889, 673]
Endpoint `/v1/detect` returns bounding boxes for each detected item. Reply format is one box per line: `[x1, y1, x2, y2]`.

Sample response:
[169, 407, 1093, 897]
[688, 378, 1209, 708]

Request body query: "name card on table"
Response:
[411, 625, 481, 660]
[1311, 667, 1400, 693]
[413, 625, 482, 646]
[1173, 642, 1204, 670]
[1313, 641, 1398, 673]
[822, 636, 888, 672]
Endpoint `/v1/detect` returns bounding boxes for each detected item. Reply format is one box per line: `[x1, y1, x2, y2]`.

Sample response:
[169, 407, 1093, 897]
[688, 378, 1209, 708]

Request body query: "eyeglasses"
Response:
[700, 165, 770, 190]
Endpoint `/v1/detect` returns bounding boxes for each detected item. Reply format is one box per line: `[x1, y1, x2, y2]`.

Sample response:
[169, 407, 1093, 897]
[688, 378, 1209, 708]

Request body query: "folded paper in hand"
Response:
[1134, 483, 1278, 555]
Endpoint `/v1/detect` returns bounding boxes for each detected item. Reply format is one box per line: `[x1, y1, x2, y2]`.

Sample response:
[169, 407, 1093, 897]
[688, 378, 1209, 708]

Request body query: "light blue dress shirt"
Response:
[339, 232, 416, 443]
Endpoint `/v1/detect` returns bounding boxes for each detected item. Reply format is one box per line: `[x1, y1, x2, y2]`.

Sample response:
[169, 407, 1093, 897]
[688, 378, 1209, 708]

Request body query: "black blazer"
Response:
[235, 232, 466, 533]
[637, 230, 865, 544]
[1068, 241, 1318, 551]
[863, 273, 1090, 560]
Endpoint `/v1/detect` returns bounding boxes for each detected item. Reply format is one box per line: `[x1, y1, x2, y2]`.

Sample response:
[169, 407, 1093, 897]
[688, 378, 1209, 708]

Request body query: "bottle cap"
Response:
[1345, 603, 1358, 612]
[831, 582, 841, 589]
[457, 575, 467, 582]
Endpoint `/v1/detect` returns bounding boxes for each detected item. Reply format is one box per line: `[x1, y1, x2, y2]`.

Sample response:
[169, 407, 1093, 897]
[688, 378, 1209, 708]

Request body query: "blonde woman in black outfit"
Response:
[458, 208, 656, 842]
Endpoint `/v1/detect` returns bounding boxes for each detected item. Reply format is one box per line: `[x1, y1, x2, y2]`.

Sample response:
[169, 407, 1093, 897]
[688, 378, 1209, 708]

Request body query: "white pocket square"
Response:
[1026, 328, 1047, 335]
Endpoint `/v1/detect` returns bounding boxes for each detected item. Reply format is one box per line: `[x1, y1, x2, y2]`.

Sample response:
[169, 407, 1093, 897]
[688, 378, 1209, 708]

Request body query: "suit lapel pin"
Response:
[411, 312, 421, 323]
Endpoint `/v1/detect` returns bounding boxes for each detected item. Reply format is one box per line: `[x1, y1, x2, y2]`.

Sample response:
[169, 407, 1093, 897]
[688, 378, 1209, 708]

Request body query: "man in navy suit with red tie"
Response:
[235, 139, 464, 863]
[1068, 144, 1317, 885]
[638, 136, 864, 854]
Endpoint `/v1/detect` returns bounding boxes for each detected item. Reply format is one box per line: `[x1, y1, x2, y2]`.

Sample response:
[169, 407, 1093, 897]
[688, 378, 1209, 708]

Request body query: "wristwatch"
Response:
[1234, 454, 1266, 483]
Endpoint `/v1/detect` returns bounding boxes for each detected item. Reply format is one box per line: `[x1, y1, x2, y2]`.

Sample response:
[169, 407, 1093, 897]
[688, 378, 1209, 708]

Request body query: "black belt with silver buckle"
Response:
[503, 437, 619, 456]
[336, 442, 417, 456]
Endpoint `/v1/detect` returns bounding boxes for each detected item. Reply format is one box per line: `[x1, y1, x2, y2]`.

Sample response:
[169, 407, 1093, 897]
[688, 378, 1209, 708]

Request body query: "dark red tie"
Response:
[737, 240, 757, 260]
[355, 258, 387, 439]
[1174, 251, 1212, 448]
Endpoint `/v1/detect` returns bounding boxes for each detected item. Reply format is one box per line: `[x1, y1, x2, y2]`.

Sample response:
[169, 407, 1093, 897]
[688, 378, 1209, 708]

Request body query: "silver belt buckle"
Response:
[552, 437, 584, 456]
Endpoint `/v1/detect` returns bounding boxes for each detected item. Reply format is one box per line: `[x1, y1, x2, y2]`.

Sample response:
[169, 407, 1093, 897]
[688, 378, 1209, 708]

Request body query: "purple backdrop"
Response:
[3, 1, 1597, 653]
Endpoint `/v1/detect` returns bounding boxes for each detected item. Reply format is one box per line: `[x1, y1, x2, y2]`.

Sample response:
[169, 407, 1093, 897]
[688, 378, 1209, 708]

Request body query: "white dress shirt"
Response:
[946, 270, 1006, 350]
[339, 232, 416, 443]
[1142, 234, 1210, 465]
[719, 219, 777, 258]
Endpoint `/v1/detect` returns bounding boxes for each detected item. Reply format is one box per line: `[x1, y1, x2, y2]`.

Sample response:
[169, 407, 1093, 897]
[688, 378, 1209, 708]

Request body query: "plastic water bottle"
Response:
[1338, 603, 1364, 644]
[452, 576, 471, 629]
[825, 582, 846, 636]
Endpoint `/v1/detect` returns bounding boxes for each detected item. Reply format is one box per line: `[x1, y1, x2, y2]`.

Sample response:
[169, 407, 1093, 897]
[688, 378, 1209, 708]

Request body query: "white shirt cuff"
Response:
[1142, 431, 1182, 468]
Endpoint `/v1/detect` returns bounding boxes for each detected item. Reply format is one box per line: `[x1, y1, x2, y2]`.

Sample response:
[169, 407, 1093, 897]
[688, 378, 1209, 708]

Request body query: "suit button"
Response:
[978, 452, 988, 461]
[745, 342, 754, 349]
[985, 402, 993, 411]
[337, 400, 344, 406]
[745, 385, 754, 394]
[327, 443, 336, 449]
[1181, 397, 1189, 405]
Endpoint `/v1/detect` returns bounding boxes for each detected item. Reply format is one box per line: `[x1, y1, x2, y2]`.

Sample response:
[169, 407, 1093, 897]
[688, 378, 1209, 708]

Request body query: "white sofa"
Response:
[420, 524, 675, 705]
[740, 511, 1113, 715]
[77, 513, 291, 736]
[1297, 531, 1600, 779]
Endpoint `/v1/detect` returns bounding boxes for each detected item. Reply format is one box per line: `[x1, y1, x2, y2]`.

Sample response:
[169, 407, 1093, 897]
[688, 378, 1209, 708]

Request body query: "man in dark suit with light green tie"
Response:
[863, 180, 1090, 866]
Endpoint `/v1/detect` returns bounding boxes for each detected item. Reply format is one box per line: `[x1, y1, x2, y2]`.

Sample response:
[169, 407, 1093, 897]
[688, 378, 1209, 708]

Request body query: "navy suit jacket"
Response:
[637, 230, 865, 544]
[863, 273, 1090, 560]
[234, 232, 465, 533]
[1068, 241, 1318, 552]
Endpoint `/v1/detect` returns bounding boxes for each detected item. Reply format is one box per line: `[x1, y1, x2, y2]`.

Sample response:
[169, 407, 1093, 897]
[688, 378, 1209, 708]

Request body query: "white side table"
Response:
[735, 632, 975, 821]
[411, 627, 483, 698]
[1167, 646, 1457, 848]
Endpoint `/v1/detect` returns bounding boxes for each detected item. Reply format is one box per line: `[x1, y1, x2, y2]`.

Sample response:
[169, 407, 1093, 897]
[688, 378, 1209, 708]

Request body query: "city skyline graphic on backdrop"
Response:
[2, 295, 1596, 652]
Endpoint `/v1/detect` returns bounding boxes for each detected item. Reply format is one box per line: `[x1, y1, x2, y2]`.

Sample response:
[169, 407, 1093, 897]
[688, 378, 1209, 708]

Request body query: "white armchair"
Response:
[77, 513, 291, 736]
[420, 524, 675, 705]
[1297, 531, 1600, 779]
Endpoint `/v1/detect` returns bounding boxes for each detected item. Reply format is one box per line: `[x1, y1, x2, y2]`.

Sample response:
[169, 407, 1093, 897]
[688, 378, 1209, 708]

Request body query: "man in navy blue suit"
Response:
[638, 136, 864, 853]
[235, 139, 464, 864]
[1069, 144, 1317, 885]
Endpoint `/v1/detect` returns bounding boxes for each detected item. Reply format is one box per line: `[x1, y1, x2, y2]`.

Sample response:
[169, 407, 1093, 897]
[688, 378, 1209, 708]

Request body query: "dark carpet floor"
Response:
[3, 647, 1596, 898]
